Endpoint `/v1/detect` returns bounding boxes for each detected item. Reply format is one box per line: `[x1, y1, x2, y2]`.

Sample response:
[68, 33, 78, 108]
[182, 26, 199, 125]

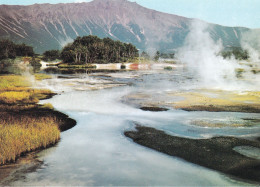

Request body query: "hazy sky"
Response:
[0, 0, 259, 29]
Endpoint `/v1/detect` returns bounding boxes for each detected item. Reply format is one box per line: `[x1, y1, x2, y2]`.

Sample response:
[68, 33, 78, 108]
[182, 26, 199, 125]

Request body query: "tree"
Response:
[60, 35, 139, 64]
[60, 44, 74, 63]
[81, 46, 89, 64]
[43, 50, 60, 61]
[0, 39, 16, 60]
[141, 51, 150, 59]
[221, 47, 249, 60]
[0, 39, 34, 60]
[154, 51, 160, 61]
[15, 43, 34, 57]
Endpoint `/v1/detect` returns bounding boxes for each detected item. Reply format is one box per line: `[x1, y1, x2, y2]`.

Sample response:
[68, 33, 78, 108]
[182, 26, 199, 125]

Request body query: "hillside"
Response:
[0, 0, 250, 53]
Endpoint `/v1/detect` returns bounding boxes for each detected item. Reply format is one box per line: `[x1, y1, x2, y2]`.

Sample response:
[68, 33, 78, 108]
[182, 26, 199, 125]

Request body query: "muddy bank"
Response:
[125, 125, 260, 183]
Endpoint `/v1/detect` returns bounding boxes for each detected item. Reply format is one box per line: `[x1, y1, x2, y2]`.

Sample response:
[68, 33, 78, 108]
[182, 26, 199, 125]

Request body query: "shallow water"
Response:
[11, 69, 259, 186]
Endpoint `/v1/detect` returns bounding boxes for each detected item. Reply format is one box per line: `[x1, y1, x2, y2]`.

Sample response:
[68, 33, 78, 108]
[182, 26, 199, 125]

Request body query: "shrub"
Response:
[121, 64, 126, 69]
[164, 66, 173, 70]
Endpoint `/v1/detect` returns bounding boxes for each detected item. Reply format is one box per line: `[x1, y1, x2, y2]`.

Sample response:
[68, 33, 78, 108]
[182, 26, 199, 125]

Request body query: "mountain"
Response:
[0, 0, 251, 53]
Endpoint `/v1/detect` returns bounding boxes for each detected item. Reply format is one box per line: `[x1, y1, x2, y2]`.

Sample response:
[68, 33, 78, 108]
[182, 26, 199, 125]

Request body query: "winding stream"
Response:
[11, 67, 260, 186]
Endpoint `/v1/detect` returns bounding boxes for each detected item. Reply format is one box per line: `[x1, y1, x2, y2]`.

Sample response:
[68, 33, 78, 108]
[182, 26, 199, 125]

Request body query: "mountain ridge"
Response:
[0, 0, 250, 53]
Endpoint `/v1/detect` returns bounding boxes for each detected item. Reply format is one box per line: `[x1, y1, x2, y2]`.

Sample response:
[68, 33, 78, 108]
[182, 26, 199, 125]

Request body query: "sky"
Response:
[0, 0, 259, 29]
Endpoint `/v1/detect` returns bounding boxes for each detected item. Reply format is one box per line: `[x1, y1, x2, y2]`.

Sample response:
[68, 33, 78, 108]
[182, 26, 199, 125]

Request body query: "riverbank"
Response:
[0, 75, 76, 166]
[125, 125, 260, 184]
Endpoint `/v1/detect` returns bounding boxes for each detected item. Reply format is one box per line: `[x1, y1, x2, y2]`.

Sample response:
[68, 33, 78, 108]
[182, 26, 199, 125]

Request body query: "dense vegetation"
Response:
[61, 35, 139, 64]
[0, 39, 34, 60]
[221, 47, 249, 60]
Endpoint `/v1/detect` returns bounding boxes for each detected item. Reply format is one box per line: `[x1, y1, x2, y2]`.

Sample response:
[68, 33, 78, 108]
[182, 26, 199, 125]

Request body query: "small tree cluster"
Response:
[141, 51, 150, 59]
[154, 51, 160, 61]
[0, 39, 34, 60]
[43, 50, 60, 61]
[159, 53, 175, 59]
[61, 35, 139, 64]
[221, 47, 249, 60]
[140, 51, 175, 61]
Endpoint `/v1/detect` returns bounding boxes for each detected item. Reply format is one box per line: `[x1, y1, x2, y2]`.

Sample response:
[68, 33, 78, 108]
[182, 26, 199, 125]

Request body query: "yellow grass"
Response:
[191, 120, 248, 128]
[34, 73, 52, 80]
[0, 88, 52, 104]
[0, 91, 35, 104]
[0, 104, 36, 112]
[0, 116, 60, 165]
[40, 103, 54, 110]
[0, 74, 62, 165]
[0, 75, 30, 90]
[0, 75, 53, 104]
[170, 90, 260, 109]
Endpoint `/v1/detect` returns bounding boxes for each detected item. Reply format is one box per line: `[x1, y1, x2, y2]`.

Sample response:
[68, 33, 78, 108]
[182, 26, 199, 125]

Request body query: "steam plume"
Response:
[176, 20, 260, 90]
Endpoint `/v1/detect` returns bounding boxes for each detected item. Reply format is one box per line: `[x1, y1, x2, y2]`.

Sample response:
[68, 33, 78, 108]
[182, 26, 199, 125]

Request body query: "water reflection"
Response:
[12, 69, 257, 186]
[12, 112, 248, 186]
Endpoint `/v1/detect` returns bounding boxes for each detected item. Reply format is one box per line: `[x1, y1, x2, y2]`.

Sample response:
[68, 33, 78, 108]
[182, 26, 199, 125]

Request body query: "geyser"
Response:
[176, 20, 260, 91]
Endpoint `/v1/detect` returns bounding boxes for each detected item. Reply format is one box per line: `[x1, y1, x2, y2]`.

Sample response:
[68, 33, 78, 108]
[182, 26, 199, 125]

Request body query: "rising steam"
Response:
[176, 20, 260, 91]
[241, 29, 260, 63]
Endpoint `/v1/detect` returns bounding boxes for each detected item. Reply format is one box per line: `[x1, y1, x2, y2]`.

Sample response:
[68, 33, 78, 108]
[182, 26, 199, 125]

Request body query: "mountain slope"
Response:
[0, 0, 250, 53]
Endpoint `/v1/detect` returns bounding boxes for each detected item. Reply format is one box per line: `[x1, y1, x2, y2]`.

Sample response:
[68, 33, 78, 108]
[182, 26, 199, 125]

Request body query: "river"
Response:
[10, 66, 259, 186]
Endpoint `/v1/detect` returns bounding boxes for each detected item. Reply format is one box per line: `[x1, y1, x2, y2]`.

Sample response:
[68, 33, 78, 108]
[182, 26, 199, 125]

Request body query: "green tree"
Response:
[141, 51, 150, 59]
[60, 44, 74, 63]
[0, 39, 34, 60]
[154, 51, 160, 61]
[60, 35, 139, 64]
[15, 43, 34, 57]
[221, 47, 249, 60]
[43, 50, 60, 61]
[0, 40, 16, 60]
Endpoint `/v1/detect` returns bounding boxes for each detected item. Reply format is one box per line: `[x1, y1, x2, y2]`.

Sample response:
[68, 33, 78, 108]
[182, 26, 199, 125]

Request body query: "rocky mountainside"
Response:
[0, 0, 250, 53]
